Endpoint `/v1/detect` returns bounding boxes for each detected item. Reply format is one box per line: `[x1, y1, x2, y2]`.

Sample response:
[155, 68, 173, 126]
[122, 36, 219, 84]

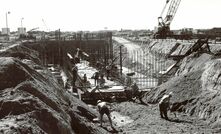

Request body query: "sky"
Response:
[0, 0, 221, 32]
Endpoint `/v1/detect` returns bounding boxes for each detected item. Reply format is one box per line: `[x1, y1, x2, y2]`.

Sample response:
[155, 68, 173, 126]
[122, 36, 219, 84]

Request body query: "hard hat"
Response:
[97, 100, 102, 104]
[111, 96, 116, 99]
[169, 92, 173, 96]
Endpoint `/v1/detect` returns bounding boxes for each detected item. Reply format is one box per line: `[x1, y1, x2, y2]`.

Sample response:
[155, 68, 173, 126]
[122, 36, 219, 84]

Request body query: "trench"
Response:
[23, 39, 160, 129]
[28, 39, 138, 127]
[22, 38, 113, 84]
[22, 37, 176, 131]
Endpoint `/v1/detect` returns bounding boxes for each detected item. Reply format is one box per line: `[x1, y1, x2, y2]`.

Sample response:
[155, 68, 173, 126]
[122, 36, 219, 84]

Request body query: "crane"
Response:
[154, 0, 181, 39]
[42, 19, 50, 32]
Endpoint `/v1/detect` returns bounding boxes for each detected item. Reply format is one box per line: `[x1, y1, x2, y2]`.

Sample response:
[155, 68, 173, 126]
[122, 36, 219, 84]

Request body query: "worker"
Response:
[111, 96, 117, 103]
[92, 72, 100, 86]
[106, 65, 111, 80]
[124, 82, 140, 102]
[131, 83, 139, 97]
[130, 83, 146, 104]
[159, 92, 173, 120]
[96, 61, 101, 69]
[112, 65, 118, 78]
[97, 100, 114, 129]
[124, 74, 133, 101]
[124, 86, 133, 101]
[72, 64, 78, 88]
[99, 74, 105, 88]
[81, 73, 91, 89]
[83, 74, 87, 83]
[64, 78, 71, 89]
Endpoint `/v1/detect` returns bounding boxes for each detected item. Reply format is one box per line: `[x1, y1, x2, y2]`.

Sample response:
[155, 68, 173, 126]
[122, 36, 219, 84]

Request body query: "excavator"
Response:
[154, 0, 181, 39]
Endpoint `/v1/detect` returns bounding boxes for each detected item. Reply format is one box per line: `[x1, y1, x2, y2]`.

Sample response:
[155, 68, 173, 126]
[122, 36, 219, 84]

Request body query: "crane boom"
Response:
[42, 19, 49, 31]
[165, 0, 181, 25]
[160, 0, 170, 17]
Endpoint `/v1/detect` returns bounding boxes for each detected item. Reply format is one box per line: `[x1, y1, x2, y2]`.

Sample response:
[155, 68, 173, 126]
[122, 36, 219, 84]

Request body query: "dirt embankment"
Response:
[142, 40, 221, 130]
[110, 39, 221, 133]
[2, 39, 220, 133]
[0, 42, 108, 134]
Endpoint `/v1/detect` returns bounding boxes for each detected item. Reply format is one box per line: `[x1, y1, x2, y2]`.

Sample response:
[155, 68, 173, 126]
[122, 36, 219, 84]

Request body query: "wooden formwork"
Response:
[81, 90, 149, 104]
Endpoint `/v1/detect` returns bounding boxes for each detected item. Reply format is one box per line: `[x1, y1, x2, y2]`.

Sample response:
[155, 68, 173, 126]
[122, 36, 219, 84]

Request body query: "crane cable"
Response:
[42, 19, 49, 31]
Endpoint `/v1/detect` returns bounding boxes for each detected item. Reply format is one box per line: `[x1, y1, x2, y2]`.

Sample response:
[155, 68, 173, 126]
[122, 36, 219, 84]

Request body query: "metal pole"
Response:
[6, 11, 11, 34]
[6, 12, 8, 30]
[21, 18, 24, 28]
[6, 12, 8, 35]
[58, 29, 61, 65]
[120, 45, 123, 75]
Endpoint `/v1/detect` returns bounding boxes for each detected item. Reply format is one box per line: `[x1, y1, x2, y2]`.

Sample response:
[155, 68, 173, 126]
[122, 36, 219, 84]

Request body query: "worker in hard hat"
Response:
[97, 100, 114, 129]
[159, 92, 173, 120]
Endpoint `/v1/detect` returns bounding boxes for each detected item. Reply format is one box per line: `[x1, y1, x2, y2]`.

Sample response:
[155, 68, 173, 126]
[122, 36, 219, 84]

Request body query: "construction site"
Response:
[1, 0, 221, 133]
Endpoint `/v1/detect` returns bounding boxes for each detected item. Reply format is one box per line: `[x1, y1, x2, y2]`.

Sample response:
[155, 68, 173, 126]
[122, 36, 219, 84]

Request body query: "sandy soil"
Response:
[111, 37, 221, 134]
[1, 38, 221, 133]
[109, 102, 217, 134]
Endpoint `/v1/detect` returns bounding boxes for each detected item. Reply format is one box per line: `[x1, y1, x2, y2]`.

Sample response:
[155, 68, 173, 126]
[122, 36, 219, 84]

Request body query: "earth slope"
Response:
[0, 43, 108, 134]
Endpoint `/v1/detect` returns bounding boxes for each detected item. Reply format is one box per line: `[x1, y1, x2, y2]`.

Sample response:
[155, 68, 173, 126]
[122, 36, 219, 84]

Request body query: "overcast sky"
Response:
[0, 0, 221, 31]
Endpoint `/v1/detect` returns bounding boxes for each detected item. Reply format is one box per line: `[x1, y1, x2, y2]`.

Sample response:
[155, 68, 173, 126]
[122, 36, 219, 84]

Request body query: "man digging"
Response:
[97, 100, 115, 130]
[159, 92, 173, 120]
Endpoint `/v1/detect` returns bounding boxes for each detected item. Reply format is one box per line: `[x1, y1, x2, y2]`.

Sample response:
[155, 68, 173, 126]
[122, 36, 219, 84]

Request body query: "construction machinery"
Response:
[42, 19, 50, 32]
[154, 0, 181, 39]
[19, 27, 39, 40]
[27, 27, 39, 33]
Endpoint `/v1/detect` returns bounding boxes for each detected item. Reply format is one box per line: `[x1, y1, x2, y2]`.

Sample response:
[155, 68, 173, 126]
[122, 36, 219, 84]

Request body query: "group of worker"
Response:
[95, 71, 173, 130]
[92, 72, 106, 87]
[74, 71, 173, 130]
[69, 49, 174, 130]
[96, 91, 173, 130]
[96, 59, 119, 80]
[70, 58, 108, 89]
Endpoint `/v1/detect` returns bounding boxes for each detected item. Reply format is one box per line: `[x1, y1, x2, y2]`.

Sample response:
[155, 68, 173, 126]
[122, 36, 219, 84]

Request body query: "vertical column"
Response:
[120, 45, 123, 76]
[109, 32, 113, 60]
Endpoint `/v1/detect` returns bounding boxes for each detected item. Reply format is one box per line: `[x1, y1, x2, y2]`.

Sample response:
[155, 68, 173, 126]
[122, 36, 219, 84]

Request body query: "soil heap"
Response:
[0, 42, 108, 134]
[143, 40, 221, 130]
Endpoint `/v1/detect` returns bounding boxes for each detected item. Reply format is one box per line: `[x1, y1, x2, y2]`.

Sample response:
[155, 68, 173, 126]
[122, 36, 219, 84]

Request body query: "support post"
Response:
[120, 45, 123, 76]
